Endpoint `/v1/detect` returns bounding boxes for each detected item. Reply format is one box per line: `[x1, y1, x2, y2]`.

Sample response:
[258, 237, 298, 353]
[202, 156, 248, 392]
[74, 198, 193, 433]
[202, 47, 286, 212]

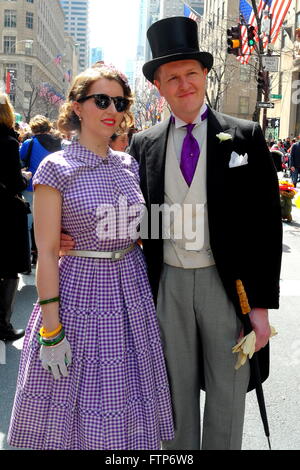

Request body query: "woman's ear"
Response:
[72, 101, 81, 119]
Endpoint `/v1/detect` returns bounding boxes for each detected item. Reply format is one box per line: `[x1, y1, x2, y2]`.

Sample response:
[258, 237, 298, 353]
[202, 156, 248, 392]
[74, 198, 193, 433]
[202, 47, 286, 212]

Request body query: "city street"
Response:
[1, 195, 300, 451]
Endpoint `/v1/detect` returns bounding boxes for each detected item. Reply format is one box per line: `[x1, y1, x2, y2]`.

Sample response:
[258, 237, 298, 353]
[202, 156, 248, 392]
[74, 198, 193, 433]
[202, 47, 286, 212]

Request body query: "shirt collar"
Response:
[171, 103, 208, 129]
[65, 141, 116, 168]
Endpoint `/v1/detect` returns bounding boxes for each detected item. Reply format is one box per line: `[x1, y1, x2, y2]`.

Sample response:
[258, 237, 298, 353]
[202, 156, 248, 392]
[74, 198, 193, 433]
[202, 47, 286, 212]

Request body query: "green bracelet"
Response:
[38, 296, 60, 306]
[37, 328, 65, 346]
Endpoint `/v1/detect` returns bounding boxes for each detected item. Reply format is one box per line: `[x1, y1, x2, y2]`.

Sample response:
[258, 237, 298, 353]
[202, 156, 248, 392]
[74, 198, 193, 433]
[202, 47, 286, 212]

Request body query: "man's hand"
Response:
[249, 308, 271, 352]
[59, 232, 75, 256]
[291, 166, 295, 172]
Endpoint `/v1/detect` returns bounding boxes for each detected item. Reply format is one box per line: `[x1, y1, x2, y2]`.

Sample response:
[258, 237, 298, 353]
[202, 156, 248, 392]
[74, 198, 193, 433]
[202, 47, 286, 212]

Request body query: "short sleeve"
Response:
[33, 153, 67, 193]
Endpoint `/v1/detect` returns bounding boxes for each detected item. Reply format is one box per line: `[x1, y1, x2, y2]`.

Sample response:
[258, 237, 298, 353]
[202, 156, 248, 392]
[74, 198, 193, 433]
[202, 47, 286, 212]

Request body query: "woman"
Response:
[109, 131, 128, 152]
[0, 93, 32, 342]
[8, 65, 174, 450]
[20, 115, 62, 268]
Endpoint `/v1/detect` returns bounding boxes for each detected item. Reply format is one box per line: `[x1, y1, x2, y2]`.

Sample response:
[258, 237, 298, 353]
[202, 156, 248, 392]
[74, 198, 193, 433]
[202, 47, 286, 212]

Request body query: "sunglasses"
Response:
[77, 94, 130, 112]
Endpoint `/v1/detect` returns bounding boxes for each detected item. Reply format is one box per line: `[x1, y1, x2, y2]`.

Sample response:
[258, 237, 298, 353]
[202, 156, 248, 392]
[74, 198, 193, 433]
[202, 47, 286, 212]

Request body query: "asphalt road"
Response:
[1, 190, 300, 451]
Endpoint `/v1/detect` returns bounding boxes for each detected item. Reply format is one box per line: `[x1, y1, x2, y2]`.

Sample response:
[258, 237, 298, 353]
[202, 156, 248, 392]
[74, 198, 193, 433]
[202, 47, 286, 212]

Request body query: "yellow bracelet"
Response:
[39, 323, 62, 339]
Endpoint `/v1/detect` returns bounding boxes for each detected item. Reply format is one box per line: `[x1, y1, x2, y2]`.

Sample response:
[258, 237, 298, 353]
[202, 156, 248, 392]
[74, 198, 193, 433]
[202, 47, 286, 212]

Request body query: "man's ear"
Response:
[154, 79, 162, 96]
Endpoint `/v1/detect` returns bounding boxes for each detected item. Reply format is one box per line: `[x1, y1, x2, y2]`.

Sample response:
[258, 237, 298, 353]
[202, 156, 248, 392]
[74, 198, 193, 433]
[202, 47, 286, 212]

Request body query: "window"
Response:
[26, 12, 33, 29]
[4, 36, 16, 54]
[25, 40, 33, 55]
[4, 10, 17, 27]
[27, 0, 34, 3]
[239, 96, 249, 115]
[3, 66, 17, 99]
[9, 93, 16, 105]
[3, 64, 17, 85]
[25, 64, 32, 82]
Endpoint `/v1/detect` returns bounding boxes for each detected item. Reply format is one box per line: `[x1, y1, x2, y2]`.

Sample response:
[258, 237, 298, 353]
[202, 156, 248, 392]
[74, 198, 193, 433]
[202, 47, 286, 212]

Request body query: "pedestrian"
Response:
[283, 137, 291, 151]
[0, 92, 31, 341]
[270, 145, 284, 172]
[109, 131, 128, 152]
[7, 64, 174, 450]
[290, 138, 300, 187]
[127, 127, 139, 147]
[128, 17, 282, 450]
[20, 115, 62, 270]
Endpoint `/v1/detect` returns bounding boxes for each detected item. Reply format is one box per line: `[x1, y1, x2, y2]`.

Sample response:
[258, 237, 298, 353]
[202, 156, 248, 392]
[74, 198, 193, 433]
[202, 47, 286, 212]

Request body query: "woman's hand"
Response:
[40, 336, 72, 380]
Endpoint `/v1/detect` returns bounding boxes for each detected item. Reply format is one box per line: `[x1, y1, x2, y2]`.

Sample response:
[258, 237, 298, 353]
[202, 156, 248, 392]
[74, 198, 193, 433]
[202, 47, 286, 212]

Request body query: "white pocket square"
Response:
[229, 151, 248, 168]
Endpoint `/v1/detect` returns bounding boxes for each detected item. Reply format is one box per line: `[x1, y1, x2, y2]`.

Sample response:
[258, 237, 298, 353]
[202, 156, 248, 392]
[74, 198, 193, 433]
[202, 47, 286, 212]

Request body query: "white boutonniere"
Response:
[216, 132, 232, 143]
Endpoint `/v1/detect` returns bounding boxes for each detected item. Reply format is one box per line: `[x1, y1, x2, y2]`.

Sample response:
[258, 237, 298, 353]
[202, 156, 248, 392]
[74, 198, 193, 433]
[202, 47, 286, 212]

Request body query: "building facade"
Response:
[266, 0, 298, 140]
[199, 0, 258, 120]
[60, 0, 89, 71]
[0, 0, 76, 121]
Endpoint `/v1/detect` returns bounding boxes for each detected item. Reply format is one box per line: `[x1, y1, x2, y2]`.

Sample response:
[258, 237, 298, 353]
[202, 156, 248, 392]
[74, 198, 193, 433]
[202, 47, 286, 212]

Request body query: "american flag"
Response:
[54, 54, 63, 65]
[184, 4, 201, 22]
[238, 0, 292, 64]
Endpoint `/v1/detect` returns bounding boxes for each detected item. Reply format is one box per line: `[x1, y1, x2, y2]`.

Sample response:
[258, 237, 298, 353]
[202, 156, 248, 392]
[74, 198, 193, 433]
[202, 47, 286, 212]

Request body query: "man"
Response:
[290, 138, 300, 187]
[60, 17, 282, 450]
[128, 17, 282, 450]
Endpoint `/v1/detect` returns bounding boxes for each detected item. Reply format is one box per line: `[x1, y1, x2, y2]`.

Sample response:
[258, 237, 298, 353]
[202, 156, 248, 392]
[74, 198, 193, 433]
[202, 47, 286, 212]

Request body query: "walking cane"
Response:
[236, 280, 272, 450]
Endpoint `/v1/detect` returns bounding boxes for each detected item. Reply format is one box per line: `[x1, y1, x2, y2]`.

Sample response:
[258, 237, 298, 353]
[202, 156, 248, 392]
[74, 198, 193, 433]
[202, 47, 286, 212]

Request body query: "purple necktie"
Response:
[178, 108, 208, 186]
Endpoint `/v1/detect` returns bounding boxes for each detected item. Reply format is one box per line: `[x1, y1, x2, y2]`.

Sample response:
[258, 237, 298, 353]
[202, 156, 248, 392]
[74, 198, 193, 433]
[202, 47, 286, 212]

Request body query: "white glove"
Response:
[232, 326, 277, 370]
[40, 336, 72, 380]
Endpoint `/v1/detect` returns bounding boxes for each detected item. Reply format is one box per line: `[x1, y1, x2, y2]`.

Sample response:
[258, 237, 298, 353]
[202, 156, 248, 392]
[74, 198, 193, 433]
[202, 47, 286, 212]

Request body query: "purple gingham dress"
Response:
[8, 142, 174, 450]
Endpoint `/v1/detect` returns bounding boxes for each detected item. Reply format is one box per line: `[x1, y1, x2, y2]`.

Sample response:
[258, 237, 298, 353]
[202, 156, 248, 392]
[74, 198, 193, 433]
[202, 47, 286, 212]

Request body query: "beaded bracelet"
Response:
[39, 323, 62, 339]
[38, 296, 60, 306]
[38, 328, 65, 347]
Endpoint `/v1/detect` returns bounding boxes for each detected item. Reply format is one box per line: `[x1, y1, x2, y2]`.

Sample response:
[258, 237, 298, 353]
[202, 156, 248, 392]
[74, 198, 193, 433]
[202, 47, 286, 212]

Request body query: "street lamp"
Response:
[3, 39, 34, 55]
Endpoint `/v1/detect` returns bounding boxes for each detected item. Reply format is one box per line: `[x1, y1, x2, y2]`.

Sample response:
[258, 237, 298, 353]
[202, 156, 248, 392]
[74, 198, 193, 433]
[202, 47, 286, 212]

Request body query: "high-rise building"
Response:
[190, 1, 204, 15]
[159, 0, 183, 18]
[145, 0, 160, 62]
[60, 0, 90, 71]
[90, 47, 103, 65]
[0, 0, 76, 120]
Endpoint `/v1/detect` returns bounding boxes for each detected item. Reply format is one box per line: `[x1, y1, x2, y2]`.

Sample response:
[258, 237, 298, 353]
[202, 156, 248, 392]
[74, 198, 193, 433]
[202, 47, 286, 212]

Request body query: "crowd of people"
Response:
[269, 137, 300, 187]
[0, 16, 287, 451]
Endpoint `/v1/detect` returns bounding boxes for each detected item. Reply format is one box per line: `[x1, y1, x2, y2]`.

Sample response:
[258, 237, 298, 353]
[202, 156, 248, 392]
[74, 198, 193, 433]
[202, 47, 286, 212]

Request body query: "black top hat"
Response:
[143, 16, 214, 83]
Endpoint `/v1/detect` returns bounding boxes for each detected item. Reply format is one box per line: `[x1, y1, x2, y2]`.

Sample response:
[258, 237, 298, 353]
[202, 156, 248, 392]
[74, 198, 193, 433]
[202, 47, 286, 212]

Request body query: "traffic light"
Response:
[227, 25, 242, 56]
[257, 70, 269, 93]
[247, 25, 256, 46]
